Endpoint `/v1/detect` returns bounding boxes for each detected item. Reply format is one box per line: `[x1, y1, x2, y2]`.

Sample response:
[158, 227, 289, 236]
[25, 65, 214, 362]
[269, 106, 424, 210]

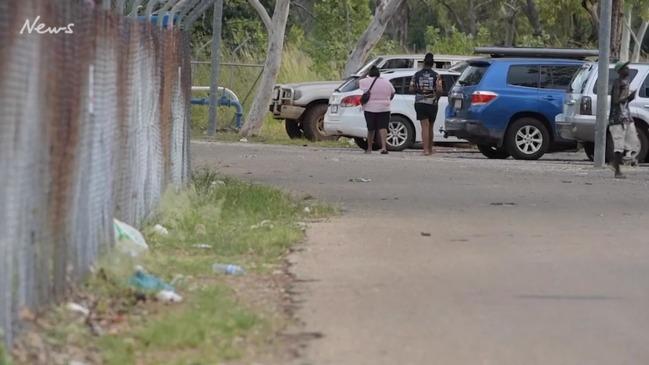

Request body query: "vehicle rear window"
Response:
[390, 77, 413, 95]
[569, 64, 593, 93]
[393, 74, 457, 96]
[640, 74, 649, 98]
[458, 65, 488, 86]
[539, 65, 581, 90]
[337, 77, 360, 93]
[381, 59, 414, 70]
[441, 74, 458, 95]
[593, 68, 639, 94]
[507, 65, 539, 88]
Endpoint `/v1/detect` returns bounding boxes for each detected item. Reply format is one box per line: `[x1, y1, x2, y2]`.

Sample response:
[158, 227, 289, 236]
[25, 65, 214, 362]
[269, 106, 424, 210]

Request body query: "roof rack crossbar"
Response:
[474, 47, 599, 60]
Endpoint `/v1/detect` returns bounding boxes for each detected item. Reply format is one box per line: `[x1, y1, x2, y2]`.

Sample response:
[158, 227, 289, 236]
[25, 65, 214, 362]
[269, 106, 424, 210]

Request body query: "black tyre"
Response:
[505, 117, 550, 160]
[583, 142, 595, 161]
[477, 144, 510, 159]
[584, 137, 614, 162]
[633, 122, 649, 163]
[386, 116, 415, 151]
[302, 104, 337, 141]
[353, 138, 380, 151]
[285, 119, 303, 139]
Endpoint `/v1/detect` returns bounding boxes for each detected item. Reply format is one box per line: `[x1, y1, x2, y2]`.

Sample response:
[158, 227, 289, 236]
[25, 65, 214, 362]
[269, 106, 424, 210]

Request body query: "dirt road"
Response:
[193, 141, 649, 365]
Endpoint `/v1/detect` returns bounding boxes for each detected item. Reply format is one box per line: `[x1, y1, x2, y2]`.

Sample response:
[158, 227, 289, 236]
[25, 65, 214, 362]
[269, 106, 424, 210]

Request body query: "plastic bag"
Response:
[114, 219, 149, 257]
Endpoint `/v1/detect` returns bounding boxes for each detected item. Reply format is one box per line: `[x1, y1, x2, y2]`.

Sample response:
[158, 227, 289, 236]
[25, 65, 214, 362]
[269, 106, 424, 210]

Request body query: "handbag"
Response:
[361, 77, 378, 105]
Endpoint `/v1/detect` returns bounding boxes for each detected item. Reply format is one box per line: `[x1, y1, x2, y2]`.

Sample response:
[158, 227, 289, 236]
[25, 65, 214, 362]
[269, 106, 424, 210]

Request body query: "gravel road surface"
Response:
[193, 141, 649, 365]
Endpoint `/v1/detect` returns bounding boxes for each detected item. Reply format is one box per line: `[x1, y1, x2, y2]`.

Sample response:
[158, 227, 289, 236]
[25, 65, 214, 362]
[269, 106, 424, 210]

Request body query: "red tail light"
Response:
[341, 95, 362, 107]
[471, 91, 498, 106]
[580, 96, 592, 115]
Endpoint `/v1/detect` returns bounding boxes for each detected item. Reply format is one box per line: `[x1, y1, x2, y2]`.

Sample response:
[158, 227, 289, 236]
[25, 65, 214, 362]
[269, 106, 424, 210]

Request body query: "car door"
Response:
[389, 76, 420, 141]
[539, 64, 582, 128]
[563, 63, 594, 123]
[633, 70, 649, 123]
[436, 74, 460, 141]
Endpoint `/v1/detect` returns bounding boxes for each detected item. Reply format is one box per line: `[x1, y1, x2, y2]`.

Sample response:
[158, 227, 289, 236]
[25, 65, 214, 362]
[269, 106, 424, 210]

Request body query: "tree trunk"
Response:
[342, 0, 407, 78]
[386, 0, 409, 47]
[581, 0, 599, 40]
[440, 0, 468, 35]
[523, 0, 543, 37]
[468, 0, 478, 37]
[632, 21, 648, 62]
[620, 6, 631, 62]
[503, 0, 520, 47]
[610, 0, 624, 60]
[240, 0, 291, 136]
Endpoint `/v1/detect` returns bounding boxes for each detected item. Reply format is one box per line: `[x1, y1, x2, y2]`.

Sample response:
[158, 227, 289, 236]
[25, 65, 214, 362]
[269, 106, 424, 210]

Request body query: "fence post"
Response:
[207, 0, 223, 136]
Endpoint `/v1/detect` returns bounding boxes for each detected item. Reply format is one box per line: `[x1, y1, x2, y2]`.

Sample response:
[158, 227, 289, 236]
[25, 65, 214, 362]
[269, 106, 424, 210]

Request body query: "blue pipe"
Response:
[191, 95, 244, 129]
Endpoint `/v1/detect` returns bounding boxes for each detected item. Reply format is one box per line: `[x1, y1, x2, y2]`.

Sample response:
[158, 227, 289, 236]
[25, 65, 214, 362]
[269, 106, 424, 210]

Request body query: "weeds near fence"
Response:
[11, 170, 336, 365]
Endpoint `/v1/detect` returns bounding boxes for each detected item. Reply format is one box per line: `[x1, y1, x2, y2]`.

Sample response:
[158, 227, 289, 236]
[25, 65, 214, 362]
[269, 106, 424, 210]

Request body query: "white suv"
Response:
[270, 54, 469, 141]
[324, 69, 464, 151]
[556, 62, 649, 161]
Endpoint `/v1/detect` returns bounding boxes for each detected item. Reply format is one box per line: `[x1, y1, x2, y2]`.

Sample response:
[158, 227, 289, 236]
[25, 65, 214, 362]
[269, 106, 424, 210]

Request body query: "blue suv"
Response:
[445, 58, 584, 160]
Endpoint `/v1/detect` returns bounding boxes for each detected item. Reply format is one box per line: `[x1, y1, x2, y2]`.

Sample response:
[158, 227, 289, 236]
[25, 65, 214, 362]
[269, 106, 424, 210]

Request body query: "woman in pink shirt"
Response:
[359, 66, 395, 154]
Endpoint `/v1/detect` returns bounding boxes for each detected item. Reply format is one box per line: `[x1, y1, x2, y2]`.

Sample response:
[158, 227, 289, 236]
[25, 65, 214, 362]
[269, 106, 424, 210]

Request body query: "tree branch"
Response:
[439, 0, 467, 34]
[581, 0, 599, 27]
[623, 15, 640, 45]
[523, 0, 542, 36]
[292, 2, 315, 19]
[247, 0, 272, 32]
[475, 0, 493, 10]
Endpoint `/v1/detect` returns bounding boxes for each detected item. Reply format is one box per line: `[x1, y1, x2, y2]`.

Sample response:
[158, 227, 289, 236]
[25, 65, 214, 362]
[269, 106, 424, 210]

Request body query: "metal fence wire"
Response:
[0, 0, 192, 346]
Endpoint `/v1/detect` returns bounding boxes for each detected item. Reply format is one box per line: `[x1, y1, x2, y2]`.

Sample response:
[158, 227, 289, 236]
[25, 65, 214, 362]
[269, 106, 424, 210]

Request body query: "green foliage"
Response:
[306, 0, 371, 78]
[0, 344, 10, 365]
[424, 26, 485, 55]
[190, 0, 269, 59]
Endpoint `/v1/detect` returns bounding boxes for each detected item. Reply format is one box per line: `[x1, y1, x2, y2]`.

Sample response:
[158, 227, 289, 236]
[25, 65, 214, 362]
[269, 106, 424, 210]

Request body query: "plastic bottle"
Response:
[212, 263, 245, 276]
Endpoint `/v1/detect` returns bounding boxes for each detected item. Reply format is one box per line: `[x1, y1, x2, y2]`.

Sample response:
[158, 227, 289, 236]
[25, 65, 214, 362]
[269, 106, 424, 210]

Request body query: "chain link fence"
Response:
[0, 0, 191, 346]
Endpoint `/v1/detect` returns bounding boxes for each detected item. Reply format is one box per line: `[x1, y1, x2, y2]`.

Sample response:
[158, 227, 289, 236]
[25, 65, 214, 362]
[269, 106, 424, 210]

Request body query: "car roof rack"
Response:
[474, 47, 599, 60]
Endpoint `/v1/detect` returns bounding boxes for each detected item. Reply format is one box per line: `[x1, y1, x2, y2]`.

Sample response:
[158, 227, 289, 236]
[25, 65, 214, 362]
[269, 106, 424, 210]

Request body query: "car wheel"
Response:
[302, 104, 337, 141]
[505, 117, 550, 160]
[633, 122, 649, 163]
[477, 144, 510, 159]
[353, 138, 380, 151]
[285, 119, 303, 139]
[386, 116, 414, 151]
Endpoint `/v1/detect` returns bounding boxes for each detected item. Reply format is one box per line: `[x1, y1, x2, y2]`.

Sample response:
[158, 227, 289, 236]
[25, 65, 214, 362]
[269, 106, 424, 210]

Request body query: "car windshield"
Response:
[457, 64, 489, 86]
[569, 64, 593, 93]
[354, 57, 383, 76]
[336, 77, 360, 92]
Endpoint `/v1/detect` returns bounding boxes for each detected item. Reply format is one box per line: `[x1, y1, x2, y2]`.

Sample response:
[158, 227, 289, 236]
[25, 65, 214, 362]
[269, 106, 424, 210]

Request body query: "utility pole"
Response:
[594, 0, 612, 168]
[208, 0, 224, 136]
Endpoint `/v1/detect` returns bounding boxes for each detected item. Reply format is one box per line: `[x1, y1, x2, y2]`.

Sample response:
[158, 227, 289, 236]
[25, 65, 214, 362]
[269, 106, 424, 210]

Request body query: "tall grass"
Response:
[191, 45, 326, 135]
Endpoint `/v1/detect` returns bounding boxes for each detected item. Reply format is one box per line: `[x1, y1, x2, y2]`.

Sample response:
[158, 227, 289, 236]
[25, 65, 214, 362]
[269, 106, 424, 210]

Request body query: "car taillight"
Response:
[340, 95, 362, 107]
[580, 96, 592, 115]
[471, 91, 498, 106]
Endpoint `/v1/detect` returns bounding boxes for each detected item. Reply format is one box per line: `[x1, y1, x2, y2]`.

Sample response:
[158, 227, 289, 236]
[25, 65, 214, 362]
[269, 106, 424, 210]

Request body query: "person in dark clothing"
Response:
[409, 52, 443, 156]
[609, 61, 639, 179]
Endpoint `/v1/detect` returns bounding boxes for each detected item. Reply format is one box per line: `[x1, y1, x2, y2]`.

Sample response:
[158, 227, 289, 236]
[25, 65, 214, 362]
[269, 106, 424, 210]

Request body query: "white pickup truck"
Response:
[269, 54, 469, 141]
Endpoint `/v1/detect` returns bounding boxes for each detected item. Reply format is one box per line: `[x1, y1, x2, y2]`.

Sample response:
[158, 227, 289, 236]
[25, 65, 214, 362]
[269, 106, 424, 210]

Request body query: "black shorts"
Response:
[415, 103, 438, 122]
[364, 111, 390, 131]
